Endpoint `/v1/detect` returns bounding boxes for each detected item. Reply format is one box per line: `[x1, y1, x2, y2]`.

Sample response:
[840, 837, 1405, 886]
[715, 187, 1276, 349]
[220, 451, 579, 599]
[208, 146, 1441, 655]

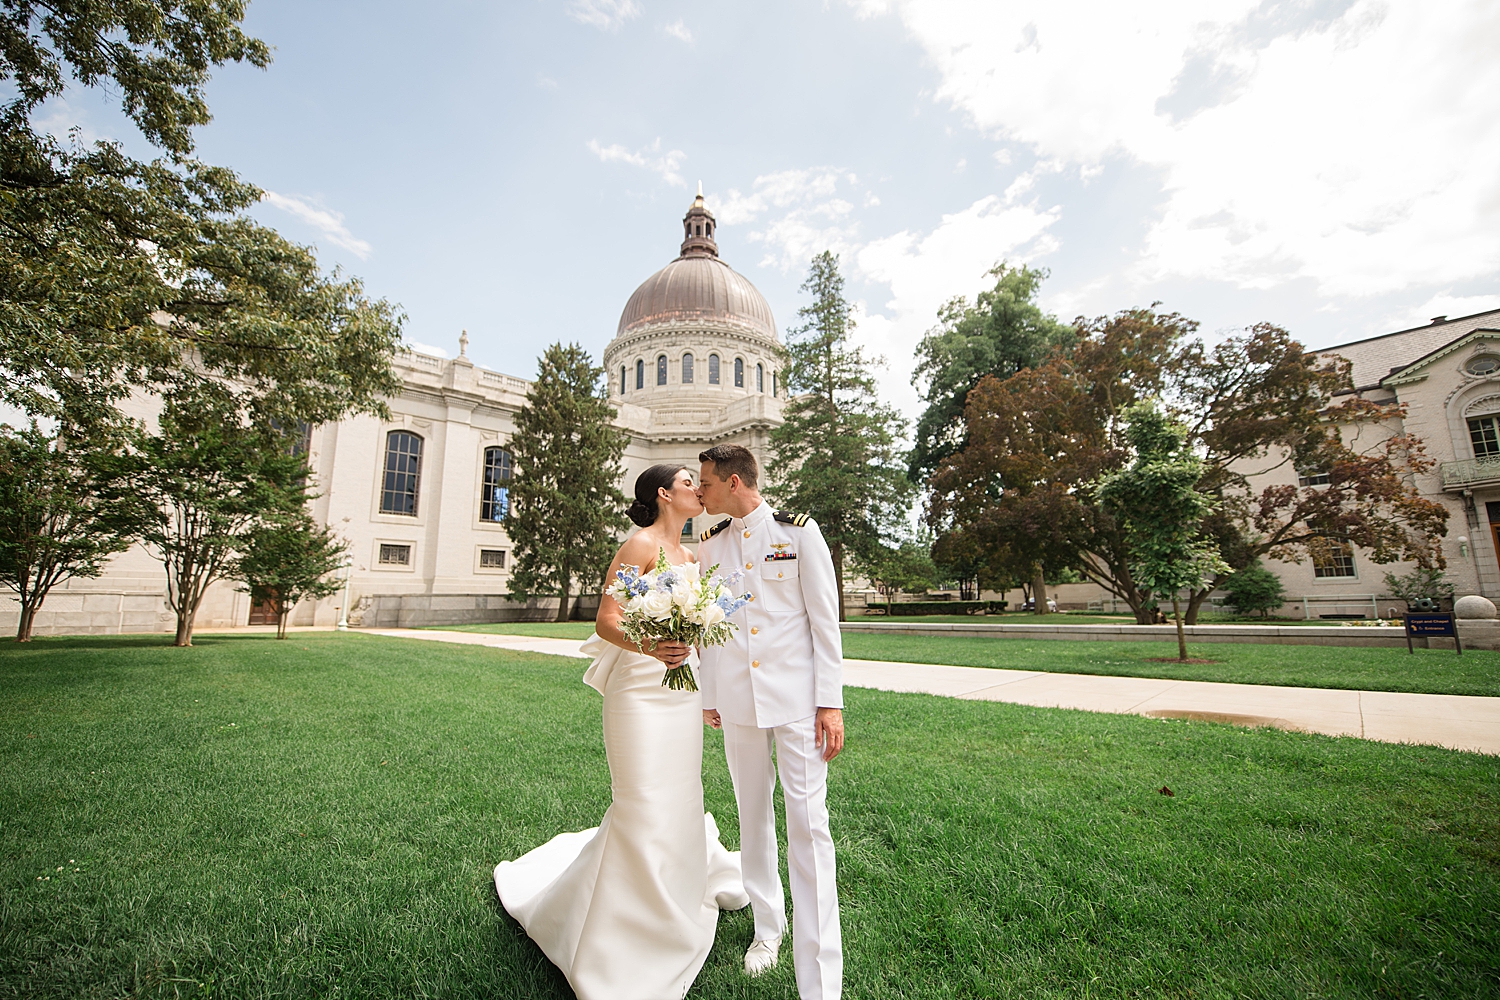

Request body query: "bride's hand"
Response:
[647, 640, 690, 667]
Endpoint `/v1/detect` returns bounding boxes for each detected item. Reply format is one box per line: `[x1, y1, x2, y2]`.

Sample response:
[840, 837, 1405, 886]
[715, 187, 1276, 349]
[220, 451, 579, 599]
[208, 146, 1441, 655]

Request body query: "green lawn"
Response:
[840, 633, 1500, 697]
[433, 622, 1500, 697]
[2, 634, 1498, 999]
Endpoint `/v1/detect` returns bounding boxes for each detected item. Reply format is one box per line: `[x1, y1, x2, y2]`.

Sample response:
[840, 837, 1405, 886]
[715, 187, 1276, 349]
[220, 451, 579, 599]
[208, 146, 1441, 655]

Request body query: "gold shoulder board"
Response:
[700, 518, 732, 541]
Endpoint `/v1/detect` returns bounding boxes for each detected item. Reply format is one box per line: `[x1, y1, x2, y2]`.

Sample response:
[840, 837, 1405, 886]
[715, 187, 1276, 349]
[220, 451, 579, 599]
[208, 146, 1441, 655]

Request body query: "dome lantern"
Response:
[680, 181, 718, 259]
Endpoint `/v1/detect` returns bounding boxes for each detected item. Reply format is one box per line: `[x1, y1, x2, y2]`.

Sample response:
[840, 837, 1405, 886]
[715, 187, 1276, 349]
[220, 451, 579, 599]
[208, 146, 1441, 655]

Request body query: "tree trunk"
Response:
[831, 541, 846, 622]
[1183, 586, 1213, 625]
[1032, 563, 1049, 615]
[276, 605, 289, 639]
[175, 610, 194, 647]
[16, 602, 37, 642]
[1171, 595, 1187, 661]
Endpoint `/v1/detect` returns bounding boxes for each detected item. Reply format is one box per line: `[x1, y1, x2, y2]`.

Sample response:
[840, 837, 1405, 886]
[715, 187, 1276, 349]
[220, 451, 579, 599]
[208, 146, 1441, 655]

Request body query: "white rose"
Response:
[700, 603, 726, 629]
[641, 590, 674, 621]
[624, 594, 646, 616]
[682, 604, 707, 626]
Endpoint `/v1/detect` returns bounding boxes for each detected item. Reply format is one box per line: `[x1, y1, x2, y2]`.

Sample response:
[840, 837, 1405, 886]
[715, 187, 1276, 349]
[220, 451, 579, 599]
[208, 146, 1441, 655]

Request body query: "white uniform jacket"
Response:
[697, 500, 844, 729]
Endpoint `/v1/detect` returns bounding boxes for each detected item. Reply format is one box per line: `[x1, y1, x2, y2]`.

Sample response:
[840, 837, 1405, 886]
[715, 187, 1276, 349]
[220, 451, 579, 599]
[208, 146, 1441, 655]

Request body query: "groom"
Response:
[696, 444, 844, 1000]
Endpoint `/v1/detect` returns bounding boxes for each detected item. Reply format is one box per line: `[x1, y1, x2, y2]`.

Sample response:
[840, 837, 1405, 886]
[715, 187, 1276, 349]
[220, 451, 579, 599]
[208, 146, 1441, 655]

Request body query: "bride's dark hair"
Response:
[627, 464, 690, 528]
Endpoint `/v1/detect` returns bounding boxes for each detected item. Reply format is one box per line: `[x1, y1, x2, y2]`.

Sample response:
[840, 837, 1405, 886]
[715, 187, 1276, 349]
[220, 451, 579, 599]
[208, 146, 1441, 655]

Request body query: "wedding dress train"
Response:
[495, 633, 748, 1000]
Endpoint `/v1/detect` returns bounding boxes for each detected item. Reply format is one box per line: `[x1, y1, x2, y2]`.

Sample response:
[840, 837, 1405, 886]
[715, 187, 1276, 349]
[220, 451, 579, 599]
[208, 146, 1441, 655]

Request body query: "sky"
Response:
[40, 0, 1500, 422]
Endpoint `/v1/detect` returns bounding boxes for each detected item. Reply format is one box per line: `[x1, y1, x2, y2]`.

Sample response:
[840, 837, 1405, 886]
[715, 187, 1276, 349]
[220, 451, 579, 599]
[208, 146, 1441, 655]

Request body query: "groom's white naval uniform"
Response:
[699, 500, 843, 1000]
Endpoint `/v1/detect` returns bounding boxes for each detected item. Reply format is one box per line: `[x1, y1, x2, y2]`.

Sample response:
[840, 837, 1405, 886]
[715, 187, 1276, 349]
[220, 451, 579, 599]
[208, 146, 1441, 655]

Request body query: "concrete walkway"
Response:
[361, 629, 1500, 756]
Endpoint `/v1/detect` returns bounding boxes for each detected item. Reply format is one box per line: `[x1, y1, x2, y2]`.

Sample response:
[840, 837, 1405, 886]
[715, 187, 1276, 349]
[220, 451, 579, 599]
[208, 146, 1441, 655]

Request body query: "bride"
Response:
[493, 464, 748, 1000]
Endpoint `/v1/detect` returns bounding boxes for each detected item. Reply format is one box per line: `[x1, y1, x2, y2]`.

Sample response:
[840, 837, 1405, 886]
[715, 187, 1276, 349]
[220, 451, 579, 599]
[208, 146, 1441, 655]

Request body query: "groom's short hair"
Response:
[699, 444, 758, 488]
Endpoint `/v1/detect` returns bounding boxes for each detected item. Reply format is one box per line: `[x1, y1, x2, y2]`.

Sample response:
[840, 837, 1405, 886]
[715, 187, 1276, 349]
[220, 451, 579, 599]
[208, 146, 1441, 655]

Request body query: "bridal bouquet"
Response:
[607, 549, 752, 691]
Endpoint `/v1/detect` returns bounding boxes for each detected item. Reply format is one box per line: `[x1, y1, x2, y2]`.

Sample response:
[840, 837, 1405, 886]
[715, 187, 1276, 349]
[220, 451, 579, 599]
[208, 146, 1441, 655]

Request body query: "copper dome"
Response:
[616, 255, 778, 341]
[614, 190, 778, 341]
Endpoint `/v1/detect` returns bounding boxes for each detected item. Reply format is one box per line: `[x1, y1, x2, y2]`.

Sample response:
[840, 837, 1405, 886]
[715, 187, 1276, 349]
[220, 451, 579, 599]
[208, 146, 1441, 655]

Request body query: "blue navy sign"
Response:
[1404, 612, 1461, 655]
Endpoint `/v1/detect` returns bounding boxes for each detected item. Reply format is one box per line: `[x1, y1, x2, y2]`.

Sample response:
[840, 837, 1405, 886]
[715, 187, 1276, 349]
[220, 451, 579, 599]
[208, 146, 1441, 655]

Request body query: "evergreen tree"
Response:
[768, 251, 913, 620]
[0, 420, 145, 641]
[506, 343, 629, 622]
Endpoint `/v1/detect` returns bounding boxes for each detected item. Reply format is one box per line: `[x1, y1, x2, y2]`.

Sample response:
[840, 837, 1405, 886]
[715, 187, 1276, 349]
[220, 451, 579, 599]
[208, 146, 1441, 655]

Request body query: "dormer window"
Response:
[1468, 355, 1500, 376]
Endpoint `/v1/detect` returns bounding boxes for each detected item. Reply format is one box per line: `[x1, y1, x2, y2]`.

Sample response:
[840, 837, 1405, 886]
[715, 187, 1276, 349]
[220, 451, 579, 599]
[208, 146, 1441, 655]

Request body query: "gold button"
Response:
[752, 660, 760, 668]
[778, 571, 784, 578]
[743, 530, 751, 538]
[748, 595, 755, 602]
[751, 627, 759, 635]
[745, 562, 753, 570]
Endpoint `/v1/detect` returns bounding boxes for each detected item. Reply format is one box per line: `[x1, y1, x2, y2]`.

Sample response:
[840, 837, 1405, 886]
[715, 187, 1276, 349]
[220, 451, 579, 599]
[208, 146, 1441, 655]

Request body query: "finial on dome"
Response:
[680, 186, 718, 259]
[459, 329, 469, 357]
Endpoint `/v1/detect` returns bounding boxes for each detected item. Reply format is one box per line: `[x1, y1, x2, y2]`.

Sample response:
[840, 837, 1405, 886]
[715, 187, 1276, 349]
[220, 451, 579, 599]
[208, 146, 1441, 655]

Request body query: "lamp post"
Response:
[337, 556, 354, 631]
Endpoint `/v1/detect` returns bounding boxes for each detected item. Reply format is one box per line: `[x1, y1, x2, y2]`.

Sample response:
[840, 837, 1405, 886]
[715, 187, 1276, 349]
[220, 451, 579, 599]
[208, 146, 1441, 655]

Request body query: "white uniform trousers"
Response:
[723, 716, 842, 1000]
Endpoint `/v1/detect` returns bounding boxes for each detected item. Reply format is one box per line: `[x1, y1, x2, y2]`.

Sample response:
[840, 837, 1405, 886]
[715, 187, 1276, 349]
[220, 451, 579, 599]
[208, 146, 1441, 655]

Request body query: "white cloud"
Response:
[852, 195, 1062, 415]
[261, 191, 372, 259]
[403, 341, 450, 359]
[1382, 292, 1500, 333]
[664, 19, 693, 43]
[587, 138, 686, 187]
[566, 0, 641, 31]
[851, 0, 1500, 299]
[707, 168, 856, 267]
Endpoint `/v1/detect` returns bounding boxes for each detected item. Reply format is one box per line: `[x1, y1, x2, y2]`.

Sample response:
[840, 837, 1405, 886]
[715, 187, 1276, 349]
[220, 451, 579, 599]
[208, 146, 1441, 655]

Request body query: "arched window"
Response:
[772, 371, 777, 397]
[620, 365, 626, 394]
[657, 355, 668, 385]
[708, 354, 720, 384]
[635, 359, 644, 390]
[756, 363, 764, 392]
[734, 357, 744, 388]
[682, 353, 694, 383]
[380, 430, 422, 516]
[481, 447, 512, 521]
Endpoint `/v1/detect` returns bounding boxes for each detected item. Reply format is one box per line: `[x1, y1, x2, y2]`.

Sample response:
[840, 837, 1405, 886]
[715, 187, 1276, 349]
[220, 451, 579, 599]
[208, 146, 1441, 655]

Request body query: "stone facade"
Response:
[0, 195, 785, 636]
[1250, 308, 1500, 616]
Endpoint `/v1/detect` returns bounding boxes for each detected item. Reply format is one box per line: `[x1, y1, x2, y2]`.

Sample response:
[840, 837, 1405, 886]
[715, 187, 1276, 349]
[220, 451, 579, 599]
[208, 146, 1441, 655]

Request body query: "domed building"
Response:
[609, 190, 785, 526]
[8, 194, 789, 635]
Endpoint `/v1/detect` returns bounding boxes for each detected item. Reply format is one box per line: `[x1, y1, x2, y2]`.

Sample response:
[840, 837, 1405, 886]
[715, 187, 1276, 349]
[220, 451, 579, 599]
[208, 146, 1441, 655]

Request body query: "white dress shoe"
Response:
[744, 934, 782, 976]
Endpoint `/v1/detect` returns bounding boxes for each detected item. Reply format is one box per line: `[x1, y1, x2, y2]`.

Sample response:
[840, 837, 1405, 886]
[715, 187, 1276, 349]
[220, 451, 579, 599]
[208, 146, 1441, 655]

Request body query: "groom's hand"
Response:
[815, 707, 844, 761]
[648, 640, 690, 667]
[703, 709, 722, 729]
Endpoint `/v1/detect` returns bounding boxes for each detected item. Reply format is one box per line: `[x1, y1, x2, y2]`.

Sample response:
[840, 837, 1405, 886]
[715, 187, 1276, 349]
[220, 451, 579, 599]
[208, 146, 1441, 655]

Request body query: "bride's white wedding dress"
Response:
[494, 627, 748, 1000]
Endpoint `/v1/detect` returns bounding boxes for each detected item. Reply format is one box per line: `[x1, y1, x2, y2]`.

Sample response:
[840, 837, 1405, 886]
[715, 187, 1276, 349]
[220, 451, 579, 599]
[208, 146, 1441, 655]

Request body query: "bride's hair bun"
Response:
[628, 464, 690, 529]
[626, 497, 657, 528]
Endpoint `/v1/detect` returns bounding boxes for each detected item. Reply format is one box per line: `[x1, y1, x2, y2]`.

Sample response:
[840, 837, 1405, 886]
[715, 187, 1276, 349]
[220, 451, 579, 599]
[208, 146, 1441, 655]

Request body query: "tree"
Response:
[234, 512, 347, 639]
[506, 343, 629, 622]
[0, 420, 144, 640]
[1097, 404, 1228, 661]
[1172, 324, 1450, 622]
[1221, 561, 1287, 618]
[928, 308, 1189, 623]
[1382, 566, 1454, 607]
[767, 251, 914, 620]
[1, 1, 403, 431]
[857, 538, 937, 615]
[138, 401, 306, 646]
[909, 262, 1074, 480]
